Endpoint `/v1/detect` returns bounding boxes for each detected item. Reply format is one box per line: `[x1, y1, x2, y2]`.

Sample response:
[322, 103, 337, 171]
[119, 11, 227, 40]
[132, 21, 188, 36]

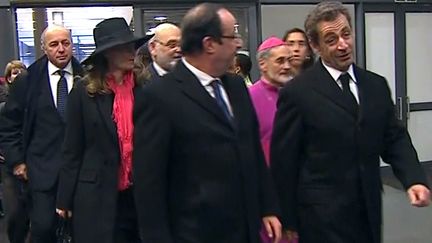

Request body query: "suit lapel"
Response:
[95, 93, 118, 144]
[175, 62, 234, 129]
[354, 66, 369, 124]
[309, 62, 358, 120]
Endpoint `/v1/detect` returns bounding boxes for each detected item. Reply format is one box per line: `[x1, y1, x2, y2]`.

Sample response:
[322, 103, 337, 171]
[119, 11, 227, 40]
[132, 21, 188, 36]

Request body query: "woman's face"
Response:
[8, 68, 24, 83]
[105, 43, 136, 72]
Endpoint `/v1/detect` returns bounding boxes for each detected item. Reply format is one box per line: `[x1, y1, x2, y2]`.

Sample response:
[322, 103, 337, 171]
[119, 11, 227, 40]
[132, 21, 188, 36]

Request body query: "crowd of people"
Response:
[0, 1, 430, 243]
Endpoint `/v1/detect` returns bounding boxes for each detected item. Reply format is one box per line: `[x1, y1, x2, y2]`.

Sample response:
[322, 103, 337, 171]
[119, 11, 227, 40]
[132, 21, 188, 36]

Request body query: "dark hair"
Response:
[235, 53, 251, 78]
[181, 3, 224, 55]
[305, 1, 351, 46]
[282, 27, 315, 70]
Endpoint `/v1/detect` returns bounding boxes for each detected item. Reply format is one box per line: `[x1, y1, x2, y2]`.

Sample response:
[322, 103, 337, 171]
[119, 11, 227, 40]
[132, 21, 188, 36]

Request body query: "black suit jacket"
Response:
[0, 56, 83, 190]
[133, 61, 279, 243]
[271, 61, 428, 243]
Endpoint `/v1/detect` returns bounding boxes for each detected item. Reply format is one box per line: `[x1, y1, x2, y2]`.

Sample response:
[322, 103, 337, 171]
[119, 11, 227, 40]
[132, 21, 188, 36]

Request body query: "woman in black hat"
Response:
[55, 17, 152, 243]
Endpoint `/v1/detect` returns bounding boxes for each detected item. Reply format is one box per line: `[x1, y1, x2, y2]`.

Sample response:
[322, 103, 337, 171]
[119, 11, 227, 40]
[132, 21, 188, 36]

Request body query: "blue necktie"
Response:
[57, 70, 68, 120]
[210, 80, 232, 121]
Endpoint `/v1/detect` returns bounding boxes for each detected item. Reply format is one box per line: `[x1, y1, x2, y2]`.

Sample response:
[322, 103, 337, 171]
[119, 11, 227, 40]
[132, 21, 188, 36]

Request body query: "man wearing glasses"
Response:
[148, 23, 182, 77]
[133, 3, 282, 243]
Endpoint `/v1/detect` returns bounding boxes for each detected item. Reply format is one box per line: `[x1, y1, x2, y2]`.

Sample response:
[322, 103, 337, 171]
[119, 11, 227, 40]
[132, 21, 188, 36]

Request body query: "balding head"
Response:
[41, 25, 73, 69]
[149, 23, 181, 72]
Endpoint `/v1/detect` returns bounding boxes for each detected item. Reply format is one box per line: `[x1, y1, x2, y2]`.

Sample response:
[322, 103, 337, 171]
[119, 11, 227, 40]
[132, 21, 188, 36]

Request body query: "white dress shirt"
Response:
[182, 58, 233, 116]
[322, 60, 359, 103]
[47, 61, 73, 107]
[153, 62, 168, 77]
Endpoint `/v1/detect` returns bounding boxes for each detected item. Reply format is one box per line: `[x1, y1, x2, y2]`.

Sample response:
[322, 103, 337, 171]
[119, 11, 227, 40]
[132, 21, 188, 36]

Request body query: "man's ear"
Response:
[258, 58, 267, 73]
[202, 36, 216, 54]
[309, 39, 320, 56]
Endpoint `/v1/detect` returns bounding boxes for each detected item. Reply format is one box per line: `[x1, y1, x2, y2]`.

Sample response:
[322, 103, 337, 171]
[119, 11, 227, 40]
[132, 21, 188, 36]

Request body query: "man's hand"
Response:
[407, 184, 430, 207]
[13, 163, 28, 180]
[284, 230, 298, 241]
[262, 216, 282, 243]
[56, 208, 72, 218]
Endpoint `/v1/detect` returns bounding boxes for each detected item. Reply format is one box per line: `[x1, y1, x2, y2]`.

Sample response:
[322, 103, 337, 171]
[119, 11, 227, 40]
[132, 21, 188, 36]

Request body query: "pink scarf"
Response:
[107, 71, 135, 191]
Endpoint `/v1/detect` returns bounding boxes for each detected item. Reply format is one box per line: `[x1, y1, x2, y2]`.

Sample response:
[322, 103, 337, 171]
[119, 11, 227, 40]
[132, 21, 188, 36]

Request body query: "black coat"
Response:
[56, 79, 144, 243]
[271, 61, 428, 243]
[132, 61, 279, 243]
[0, 56, 83, 190]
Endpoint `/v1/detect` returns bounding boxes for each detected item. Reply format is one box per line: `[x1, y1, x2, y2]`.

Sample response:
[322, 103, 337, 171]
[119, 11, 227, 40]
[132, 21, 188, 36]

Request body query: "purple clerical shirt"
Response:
[249, 79, 296, 243]
[249, 79, 279, 165]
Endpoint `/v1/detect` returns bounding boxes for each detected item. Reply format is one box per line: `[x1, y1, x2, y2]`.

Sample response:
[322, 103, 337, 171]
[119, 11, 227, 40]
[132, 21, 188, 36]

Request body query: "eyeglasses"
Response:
[221, 33, 242, 40]
[220, 24, 242, 40]
[154, 39, 180, 49]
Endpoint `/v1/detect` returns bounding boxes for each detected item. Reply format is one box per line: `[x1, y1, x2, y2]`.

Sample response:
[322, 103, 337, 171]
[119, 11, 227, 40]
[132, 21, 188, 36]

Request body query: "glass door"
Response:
[364, 4, 432, 163]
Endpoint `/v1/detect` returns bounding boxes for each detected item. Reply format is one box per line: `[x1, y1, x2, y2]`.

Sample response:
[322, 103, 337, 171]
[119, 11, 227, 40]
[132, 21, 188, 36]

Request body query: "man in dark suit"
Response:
[147, 22, 182, 78]
[133, 3, 281, 243]
[271, 2, 430, 243]
[0, 25, 83, 243]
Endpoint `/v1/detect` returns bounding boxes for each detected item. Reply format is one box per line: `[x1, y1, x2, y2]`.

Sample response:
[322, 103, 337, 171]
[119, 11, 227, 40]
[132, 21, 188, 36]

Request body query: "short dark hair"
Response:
[305, 1, 351, 45]
[181, 3, 224, 55]
[235, 53, 252, 77]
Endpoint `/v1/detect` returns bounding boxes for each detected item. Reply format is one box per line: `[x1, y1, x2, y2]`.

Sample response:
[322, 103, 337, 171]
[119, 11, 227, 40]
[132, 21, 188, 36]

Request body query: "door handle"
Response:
[397, 97, 403, 120]
[406, 96, 410, 120]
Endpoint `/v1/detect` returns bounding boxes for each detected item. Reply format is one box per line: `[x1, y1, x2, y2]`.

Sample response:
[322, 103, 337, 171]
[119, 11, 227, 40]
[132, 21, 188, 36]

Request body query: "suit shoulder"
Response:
[357, 66, 386, 81]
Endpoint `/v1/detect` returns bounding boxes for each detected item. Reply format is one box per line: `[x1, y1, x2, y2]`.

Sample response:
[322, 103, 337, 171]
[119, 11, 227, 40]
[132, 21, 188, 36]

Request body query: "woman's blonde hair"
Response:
[4, 60, 26, 80]
[84, 55, 150, 96]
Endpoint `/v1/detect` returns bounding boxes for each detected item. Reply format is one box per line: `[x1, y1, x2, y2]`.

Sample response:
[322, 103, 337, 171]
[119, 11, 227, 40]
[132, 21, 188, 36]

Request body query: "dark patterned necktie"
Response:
[57, 70, 68, 120]
[210, 79, 232, 121]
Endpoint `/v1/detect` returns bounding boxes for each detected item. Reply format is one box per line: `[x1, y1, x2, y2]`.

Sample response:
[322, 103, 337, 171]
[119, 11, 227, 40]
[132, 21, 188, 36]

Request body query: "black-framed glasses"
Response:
[154, 39, 180, 49]
[221, 33, 242, 39]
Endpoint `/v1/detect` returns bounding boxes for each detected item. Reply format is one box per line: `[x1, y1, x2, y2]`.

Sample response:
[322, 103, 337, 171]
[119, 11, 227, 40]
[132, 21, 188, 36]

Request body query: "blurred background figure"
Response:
[228, 52, 253, 87]
[4, 60, 27, 85]
[282, 28, 315, 75]
[1, 59, 30, 243]
[147, 22, 181, 78]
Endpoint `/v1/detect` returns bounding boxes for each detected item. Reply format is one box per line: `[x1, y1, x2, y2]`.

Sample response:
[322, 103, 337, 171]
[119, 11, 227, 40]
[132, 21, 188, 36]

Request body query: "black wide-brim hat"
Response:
[82, 17, 153, 65]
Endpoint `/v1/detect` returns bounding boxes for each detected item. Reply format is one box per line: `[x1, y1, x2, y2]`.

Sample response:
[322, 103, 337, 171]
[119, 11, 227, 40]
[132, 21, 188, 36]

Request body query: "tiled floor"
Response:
[1, 172, 431, 243]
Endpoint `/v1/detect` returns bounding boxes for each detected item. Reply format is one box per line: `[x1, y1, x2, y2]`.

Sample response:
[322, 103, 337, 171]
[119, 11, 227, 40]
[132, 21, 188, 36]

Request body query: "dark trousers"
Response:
[114, 187, 141, 243]
[30, 188, 57, 243]
[1, 165, 30, 243]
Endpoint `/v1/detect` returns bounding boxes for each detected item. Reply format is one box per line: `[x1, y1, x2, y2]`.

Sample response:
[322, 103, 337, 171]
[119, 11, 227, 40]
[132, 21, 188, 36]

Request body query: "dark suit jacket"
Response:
[56, 78, 144, 243]
[0, 56, 83, 190]
[148, 62, 162, 79]
[133, 61, 279, 243]
[271, 61, 428, 243]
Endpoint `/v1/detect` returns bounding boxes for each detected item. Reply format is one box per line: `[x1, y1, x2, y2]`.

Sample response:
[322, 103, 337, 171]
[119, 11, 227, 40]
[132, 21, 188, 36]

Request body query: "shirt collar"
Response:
[321, 59, 356, 83]
[259, 78, 280, 92]
[48, 60, 73, 76]
[152, 62, 168, 76]
[182, 57, 217, 86]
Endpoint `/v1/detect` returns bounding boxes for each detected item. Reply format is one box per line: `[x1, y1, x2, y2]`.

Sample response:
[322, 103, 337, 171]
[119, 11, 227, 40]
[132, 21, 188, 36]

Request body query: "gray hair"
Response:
[256, 48, 272, 62]
[304, 1, 351, 45]
[40, 25, 72, 51]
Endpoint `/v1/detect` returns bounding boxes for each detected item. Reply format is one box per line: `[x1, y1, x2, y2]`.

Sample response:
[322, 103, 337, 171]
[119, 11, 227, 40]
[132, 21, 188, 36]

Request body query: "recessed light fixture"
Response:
[154, 16, 167, 21]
